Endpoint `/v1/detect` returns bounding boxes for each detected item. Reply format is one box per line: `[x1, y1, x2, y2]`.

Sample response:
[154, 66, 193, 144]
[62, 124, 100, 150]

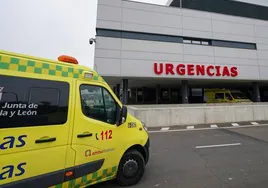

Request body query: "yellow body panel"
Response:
[0, 50, 149, 188]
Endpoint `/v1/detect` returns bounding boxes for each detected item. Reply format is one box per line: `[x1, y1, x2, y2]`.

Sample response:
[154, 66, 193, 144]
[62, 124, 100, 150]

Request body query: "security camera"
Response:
[89, 38, 96, 45]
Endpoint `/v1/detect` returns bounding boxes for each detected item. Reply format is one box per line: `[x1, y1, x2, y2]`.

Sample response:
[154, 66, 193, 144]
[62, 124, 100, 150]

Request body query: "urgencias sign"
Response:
[154, 63, 238, 77]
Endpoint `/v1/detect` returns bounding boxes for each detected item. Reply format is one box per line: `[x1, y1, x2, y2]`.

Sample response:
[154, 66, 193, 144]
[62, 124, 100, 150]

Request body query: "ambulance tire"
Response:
[116, 150, 145, 186]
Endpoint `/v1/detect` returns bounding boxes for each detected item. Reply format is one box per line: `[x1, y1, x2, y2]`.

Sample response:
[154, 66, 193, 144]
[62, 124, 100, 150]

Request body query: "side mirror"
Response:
[121, 105, 128, 123]
[116, 105, 128, 126]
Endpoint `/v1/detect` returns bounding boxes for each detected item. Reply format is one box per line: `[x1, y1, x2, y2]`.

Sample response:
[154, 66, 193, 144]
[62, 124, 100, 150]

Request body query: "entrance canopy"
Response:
[105, 76, 258, 89]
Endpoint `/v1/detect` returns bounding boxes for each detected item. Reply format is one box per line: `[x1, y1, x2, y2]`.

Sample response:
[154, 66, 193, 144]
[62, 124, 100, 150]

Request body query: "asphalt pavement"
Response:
[92, 125, 268, 188]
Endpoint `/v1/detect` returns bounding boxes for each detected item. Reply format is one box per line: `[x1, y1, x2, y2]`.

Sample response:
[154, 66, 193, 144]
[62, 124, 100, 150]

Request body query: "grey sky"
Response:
[0, 0, 268, 68]
[1, 0, 98, 67]
[0, 0, 167, 68]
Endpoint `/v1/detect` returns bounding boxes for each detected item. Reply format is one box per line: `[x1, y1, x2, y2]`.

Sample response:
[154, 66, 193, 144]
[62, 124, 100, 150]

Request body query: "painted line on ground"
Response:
[161, 127, 170, 131]
[187, 126, 195, 129]
[232, 123, 239, 127]
[210, 124, 218, 128]
[148, 123, 268, 133]
[195, 143, 242, 149]
[251, 122, 259, 125]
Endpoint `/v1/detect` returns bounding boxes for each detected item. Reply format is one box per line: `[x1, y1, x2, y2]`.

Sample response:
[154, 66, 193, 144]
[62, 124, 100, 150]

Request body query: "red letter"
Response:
[215, 66, 221, 76]
[222, 66, 230, 76]
[206, 65, 215, 76]
[165, 63, 175, 75]
[196, 65, 205, 76]
[187, 64, 195, 75]
[176, 64, 185, 75]
[230, 67, 238, 77]
[154, 63, 163, 75]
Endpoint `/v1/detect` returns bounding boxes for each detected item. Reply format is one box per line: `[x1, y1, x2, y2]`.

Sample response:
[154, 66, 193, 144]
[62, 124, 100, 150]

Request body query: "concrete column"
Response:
[202, 88, 205, 103]
[129, 88, 132, 98]
[181, 80, 189, 104]
[115, 84, 120, 98]
[122, 79, 128, 105]
[252, 82, 261, 102]
[169, 88, 171, 102]
[142, 87, 145, 104]
[156, 85, 160, 104]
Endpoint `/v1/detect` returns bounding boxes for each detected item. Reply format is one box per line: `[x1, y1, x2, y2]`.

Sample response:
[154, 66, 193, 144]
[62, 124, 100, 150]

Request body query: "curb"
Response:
[148, 121, 268, 133]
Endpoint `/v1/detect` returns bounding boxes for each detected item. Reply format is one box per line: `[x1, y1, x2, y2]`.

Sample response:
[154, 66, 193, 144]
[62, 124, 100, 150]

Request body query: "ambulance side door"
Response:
[0, 73, 71, 187]
[71, 81, 120, 186]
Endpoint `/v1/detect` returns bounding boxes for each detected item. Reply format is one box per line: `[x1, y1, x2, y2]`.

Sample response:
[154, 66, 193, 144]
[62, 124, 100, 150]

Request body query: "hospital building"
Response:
[94, 0, 268, 105]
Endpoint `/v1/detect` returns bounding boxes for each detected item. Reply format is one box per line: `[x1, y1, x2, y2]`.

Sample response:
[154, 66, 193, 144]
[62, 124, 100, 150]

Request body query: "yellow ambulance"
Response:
[204, 88, 251, 103]
[0, 50, 150, 188]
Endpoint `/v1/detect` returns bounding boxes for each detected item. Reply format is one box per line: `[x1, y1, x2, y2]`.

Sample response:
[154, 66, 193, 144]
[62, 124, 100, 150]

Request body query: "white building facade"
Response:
[94, 0, 268, 104]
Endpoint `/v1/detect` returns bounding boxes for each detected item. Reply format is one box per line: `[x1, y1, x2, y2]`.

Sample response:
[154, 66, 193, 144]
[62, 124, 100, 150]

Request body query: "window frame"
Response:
[79, 84, 118, 125]
[96, 28, 257, 50]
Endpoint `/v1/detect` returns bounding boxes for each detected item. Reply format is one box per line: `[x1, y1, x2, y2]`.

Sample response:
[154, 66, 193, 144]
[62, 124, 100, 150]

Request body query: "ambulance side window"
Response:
[80, 85, 117, 124]
[103, 89, 117, 124]
[0, 75, 69, 129]
[225, 93, 233, 100]
[215, 93, 224, 99]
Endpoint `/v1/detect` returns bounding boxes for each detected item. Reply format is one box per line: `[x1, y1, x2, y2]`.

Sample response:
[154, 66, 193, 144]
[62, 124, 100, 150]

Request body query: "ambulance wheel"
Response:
[116, 150, 145, 186]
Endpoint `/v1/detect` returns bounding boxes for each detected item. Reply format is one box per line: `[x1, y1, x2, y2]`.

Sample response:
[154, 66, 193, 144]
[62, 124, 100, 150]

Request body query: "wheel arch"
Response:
[122, 144, 146, 162]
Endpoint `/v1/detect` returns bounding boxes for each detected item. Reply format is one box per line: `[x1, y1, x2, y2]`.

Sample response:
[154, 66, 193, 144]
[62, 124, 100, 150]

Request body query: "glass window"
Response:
[122, 31, 183, 43]
[96, 29, 256, 50]
[225, 93, 233, 100]
[201, 41, 209, 45]
[96, 29, 183, 43]
[103, 89, 117, 124]
[215, 93, 224, 99]
[192, 40, 201, 44]
[183, 39, 192, 44]
[96, 29, 122, 38]
[80, 85, 117, 124]
[29, 87, 60, 114]
[231, 92, 248, 99]
[191, 88, 202, 96]
[212, 40, 256, 50]
[180, 0, 268, 21]
[0, 75, 69, 129]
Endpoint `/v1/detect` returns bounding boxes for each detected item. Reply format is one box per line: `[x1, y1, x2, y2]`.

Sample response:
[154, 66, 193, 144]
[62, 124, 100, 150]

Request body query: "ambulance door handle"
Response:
[77, 132, 93, 138]
[35, 137, 56, 144]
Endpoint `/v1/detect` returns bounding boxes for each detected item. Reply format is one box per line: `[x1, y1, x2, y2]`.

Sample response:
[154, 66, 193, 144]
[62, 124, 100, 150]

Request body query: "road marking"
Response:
[231, 123, 239, 127]
[196, 143, 242, 149]
[210, 124, 218, 128]
[187, 126, 194, 129]
[161, 127, 169, 131]
[251, 122, 259, 125]
[148, 123, 268, 133]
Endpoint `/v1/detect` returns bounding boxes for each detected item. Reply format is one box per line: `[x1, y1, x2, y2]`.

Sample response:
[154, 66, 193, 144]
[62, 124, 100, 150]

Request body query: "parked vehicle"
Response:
[0, 50, 150, 188]
[204, 88, 251, 103]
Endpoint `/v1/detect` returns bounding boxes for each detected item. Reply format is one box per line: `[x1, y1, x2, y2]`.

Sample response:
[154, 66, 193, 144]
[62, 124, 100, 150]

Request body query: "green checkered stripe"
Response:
[52, 166, 117, 188]
[0, 55, 88, 79]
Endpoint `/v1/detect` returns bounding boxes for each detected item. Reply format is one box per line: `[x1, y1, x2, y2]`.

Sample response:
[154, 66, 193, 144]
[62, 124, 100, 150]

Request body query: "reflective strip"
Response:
[50, 166, 117, 188]
[0, 54, 105, 83]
